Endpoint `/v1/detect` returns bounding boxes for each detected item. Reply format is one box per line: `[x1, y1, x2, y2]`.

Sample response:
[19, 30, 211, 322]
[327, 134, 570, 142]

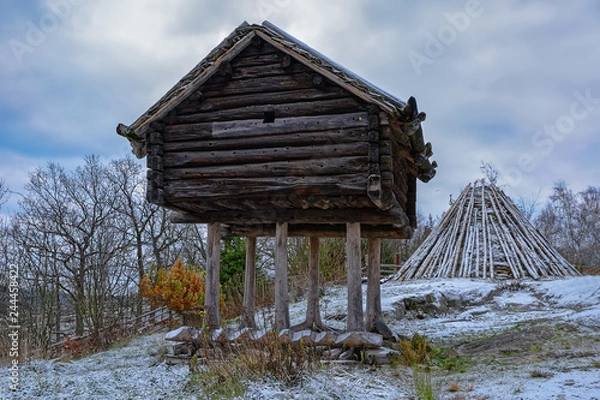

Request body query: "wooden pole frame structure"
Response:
[395, 181, 579, 281]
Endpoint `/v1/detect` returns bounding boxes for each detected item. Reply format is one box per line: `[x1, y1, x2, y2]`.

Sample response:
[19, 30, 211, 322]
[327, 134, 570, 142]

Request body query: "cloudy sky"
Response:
[1, 0, 599, 218]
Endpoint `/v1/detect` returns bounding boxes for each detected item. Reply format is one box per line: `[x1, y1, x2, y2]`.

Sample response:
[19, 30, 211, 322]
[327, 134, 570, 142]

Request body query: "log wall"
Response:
[150, 40, 378, 212]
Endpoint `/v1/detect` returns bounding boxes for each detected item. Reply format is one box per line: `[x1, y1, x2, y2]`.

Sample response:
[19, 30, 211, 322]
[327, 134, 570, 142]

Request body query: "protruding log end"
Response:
[116, 123, 146, 158]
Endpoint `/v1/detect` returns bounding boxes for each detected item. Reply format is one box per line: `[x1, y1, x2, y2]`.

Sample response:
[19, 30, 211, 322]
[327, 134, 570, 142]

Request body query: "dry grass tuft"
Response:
[397, 334, 433, 366]
[579, 266, 600, 276]
[189, 331, 322, 397]
[530, 369, 554, 378]
[446, 395, 478, 400]
[448, 382, 461, 392]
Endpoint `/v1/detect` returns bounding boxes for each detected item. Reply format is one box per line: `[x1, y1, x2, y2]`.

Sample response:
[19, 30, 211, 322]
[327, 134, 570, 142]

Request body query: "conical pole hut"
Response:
[395, 180, 579, 280]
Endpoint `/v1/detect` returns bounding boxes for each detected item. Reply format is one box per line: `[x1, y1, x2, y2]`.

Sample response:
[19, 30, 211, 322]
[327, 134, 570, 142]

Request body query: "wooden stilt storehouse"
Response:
[117, 21, 437, 337]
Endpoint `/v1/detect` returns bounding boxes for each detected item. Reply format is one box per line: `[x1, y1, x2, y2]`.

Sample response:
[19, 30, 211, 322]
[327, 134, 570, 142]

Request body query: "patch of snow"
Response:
[537, 276, 600, 307]
[494, 291, 539, 307]
[3, 276, 599, 399]
[2, 334, 193, 399]
[164, 326, 186, 340]
[474, 369, 600, 400]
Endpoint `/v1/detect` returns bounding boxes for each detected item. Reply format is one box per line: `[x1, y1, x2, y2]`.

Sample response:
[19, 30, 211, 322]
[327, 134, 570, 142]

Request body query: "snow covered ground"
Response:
[2, 276, 599, 399]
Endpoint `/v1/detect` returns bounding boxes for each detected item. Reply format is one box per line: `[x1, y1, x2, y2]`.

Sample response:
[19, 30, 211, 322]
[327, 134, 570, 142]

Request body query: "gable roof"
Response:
[394, 180, 580, 280]
[117, 21, 428, 158]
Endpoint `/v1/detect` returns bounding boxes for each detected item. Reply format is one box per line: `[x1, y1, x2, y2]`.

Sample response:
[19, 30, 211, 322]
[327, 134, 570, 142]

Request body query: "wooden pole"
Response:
[346, 222, 365, 331]
[205, 222, 221, 330]
[365, 238, 381, 331]
[305, 236, 323, 330]
[274, 222, 290, 331]
[366, 238, 396, 339]
[242, 236, 257, 329]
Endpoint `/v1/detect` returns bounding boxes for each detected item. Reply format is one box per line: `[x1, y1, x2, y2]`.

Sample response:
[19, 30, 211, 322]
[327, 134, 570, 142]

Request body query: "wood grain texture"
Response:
[242, 236, 257, 329]
[346, 222, 365, 331]
[274, 222, 290, 330]
[205, 222, 221, 329]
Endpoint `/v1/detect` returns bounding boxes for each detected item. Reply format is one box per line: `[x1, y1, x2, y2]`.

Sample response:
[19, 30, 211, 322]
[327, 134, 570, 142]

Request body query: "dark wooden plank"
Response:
[163, 128, 368, 151]
[163, 112, 367, 142]
[223, 224, 413, 239]
[163, 174, 368, 199]
[166, 174, 367, 188]
[189, 86, 352, 113]
[172, 97, 366, 123]
[163, 142, 369, 168]
[174, 194, 376, 212]
[163, 156, 368, 180]
[163, 121, 212, 140]
[170, 206, 411, 225]
[211, 112, 368, 138]
[230, 52, 283, 67]
[201, 72, 318, 97]
[229, 60, 305, 80]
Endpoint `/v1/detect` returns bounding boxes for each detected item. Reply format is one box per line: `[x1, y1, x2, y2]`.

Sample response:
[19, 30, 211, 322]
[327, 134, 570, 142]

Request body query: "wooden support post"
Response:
[242, 236, 257, 329]
[205, 222, 221, 329]
[365, 238, 394, 339]
[305, 236, 323, 330]
[365, 238, 381, 331]
[346, 222, 365, 331]
[274, 222, 290, 331]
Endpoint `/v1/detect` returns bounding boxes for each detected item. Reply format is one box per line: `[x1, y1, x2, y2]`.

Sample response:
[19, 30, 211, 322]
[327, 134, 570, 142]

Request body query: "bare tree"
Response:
[15, 157, 126, 337]
[480, 161, 499, 185]
[535, 181, 600, 269]
[0, 178, 8, 209]
[575, 186, 600, 268]
[515, 190, 542, 221]
[395, 212, 437, 263]
[107, 157, 160, 317]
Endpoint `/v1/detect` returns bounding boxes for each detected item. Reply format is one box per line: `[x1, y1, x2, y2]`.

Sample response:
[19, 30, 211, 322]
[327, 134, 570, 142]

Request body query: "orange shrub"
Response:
[140, 258, 206, 313]
[140, 258, 225, 324]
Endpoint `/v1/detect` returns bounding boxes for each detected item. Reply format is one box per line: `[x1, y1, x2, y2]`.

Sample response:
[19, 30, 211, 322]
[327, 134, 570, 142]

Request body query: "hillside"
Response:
[3, 276, 599, 399]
